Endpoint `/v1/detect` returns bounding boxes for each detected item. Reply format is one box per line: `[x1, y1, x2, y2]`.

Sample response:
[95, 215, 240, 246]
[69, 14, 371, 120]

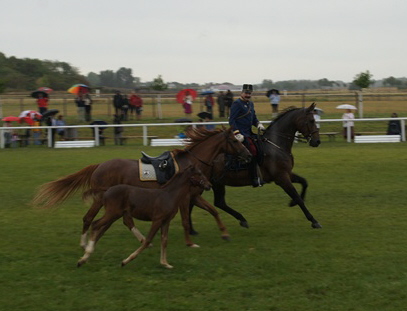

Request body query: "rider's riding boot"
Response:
[249, 161, 264, 188]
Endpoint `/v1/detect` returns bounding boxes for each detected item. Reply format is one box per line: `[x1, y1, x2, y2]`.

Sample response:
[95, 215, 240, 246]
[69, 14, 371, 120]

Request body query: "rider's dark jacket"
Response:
[229, 97, 260, 137]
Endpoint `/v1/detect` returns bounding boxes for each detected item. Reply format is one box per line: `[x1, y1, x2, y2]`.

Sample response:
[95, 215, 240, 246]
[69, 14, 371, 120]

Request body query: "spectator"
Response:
[387, 112, 402, 135]
[182, 91, 193, 116]
[204, 93, 215, 113]
[84, 94, 93, 122]
[268, 89, 280, 117]
[75, 94, 86, 122]
[55, 115, 66, 140]
[342, 108, 355, 140]
[121, 94, 129, 121]
[3, 121, 13, 148]
[32, 117, 42, 145]
[217, 91, 226, 118]
[113, 114, 124, 145]
[129, 91, 143, 121]
[37, 93, 49, 115]
[224, 90, 234, 117]
[113, 91, 123, 116]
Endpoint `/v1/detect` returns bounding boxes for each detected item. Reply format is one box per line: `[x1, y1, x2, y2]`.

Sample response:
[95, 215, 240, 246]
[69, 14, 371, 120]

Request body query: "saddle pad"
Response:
[139, 162, 158, 181]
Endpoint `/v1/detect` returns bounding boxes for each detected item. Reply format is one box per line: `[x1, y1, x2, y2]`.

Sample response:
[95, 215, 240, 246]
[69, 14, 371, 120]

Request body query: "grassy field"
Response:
[1, 141, 407, 310]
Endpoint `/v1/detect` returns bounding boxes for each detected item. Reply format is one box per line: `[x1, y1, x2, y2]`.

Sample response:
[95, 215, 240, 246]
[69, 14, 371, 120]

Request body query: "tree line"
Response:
[1, 52, 406, 94]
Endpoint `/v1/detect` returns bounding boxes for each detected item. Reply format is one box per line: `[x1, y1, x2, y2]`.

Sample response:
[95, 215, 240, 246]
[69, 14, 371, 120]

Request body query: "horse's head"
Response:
[188, 166, 212, 191]
[297, 103, 321, 147]
[224, 127, 252, 163]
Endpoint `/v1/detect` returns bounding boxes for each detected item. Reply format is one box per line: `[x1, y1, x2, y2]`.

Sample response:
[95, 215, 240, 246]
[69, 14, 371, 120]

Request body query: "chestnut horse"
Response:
[33, 128, 251, 247]
[189, 103, 322, 232]
[77, 165, 211, 269]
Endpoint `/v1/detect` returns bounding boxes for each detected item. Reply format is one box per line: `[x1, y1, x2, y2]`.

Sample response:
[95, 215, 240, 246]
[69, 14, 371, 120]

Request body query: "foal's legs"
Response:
[121, 220, 163, 267]
[80, 196, 104, 248]
[289, 173, 308, 207]
[122, 212, 152, 247]
[77, 212, 122, 267]
[160, 221, 173, 269]
[275, 174, 321, 229]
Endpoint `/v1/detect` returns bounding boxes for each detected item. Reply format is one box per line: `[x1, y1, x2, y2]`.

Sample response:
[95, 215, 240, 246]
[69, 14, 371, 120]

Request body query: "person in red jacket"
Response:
[37, 94, 49, 114]
[129, 91, 143, 120]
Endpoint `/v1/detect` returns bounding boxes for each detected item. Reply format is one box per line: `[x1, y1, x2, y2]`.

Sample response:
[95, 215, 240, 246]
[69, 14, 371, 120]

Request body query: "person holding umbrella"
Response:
[36, 92, 49, 115]
[342, 108, 355, 140]
[229, 84, 265, 187]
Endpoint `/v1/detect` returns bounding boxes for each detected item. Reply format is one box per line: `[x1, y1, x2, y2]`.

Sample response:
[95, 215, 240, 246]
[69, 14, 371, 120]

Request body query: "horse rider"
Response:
[229, 84, 265, 187]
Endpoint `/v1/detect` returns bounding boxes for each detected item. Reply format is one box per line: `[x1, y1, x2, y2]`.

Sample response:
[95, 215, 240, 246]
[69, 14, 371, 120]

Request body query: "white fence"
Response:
[1, 117, 406, 149]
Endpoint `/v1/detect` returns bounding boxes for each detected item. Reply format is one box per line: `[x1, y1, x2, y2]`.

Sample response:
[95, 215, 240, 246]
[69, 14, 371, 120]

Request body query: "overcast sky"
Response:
[1, 0, 406, 84]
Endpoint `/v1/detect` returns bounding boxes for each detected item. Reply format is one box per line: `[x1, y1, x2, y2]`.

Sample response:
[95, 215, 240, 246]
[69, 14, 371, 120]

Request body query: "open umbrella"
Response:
[197, 111, 213, 120]
[18, 110, 42, 125]
[200, 90, 215, 96]
[38, 87, 53, 93]
[266, 89, 280, 97]
[176, 89, 197, 104]
[174, 118, 192, 123]
[90, 120, 108, 130]
[31, 90, 49, 98]
[68, 84, 90, 95]
[2, 116, 21, 122]
[336, 104, 357, 110]
[41, 109, 60, 118]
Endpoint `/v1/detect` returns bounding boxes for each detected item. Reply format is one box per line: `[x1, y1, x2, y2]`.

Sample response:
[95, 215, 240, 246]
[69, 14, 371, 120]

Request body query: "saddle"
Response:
[139, 151, 179, 184]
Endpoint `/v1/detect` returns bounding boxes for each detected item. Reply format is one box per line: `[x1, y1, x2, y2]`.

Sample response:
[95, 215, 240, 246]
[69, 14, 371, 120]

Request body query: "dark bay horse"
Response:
[77, 165, 212, 269]
[33, 128, 251, 248]
[190, 103, 322, 231]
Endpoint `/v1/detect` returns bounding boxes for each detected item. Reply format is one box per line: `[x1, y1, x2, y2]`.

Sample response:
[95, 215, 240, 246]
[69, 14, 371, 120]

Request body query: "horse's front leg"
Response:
[289, 173, 308, 207]
[276, 175, 322, 229]
[212, 183, 249, 228]
[193, 195, 231, 241]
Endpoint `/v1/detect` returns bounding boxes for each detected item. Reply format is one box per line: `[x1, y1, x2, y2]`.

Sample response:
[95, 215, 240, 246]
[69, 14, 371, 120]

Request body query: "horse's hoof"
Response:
[163, 264, 174, 269]
[312, 222, 322, 229]
[187, 243, 200, 248]
[239, 220, 249, 228]
[77, 261, 83, 268]
[121, 261, 126, 267]
[221, 235, 231, 241]
[189, 230, 199, 236]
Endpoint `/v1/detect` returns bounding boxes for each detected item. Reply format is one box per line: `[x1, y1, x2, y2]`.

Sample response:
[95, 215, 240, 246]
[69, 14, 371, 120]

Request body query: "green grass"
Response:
[1, 142, 407, 310]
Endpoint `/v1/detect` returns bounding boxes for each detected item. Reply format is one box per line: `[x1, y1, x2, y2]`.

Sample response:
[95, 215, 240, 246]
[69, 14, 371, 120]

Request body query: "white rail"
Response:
[1, 118, 406, 149]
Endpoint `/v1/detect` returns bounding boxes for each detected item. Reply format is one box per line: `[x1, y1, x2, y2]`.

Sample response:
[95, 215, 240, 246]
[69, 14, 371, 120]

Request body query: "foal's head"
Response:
[187, 166, 212, 191]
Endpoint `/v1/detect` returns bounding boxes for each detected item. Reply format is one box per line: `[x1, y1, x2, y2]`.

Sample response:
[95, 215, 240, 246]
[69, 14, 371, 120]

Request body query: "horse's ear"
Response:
[307, 102, 316, 112]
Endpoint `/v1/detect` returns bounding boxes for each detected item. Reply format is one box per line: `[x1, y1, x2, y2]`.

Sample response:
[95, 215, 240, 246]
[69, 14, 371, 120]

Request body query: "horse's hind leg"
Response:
[289, 173, 308, 207]
[80, 198, 103, 248]
[212, 183, 249, 228]
[276, 175, 321, 229]
[121, 220, 162, 267]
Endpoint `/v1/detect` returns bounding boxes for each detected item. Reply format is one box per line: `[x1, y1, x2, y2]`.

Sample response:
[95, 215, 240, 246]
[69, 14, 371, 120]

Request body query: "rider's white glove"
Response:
[257, 123, 265, 132]
[234, 131, 244, 142]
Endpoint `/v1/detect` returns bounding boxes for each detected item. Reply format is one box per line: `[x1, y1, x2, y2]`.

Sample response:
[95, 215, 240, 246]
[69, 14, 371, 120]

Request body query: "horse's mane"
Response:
[184, 127, 226, 150]
[267, 106, 300, 129]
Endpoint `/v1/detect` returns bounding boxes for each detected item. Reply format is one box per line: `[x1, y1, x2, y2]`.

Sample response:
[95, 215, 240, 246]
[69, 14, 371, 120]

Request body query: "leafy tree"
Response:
[317, 78, 336, 87]
[115, 67, 135, 88]
[352, 71, 374, 89]
[87, 72, 101, 86]
[261, 79, 274, 89]
[99, 70, 115, 87]
[383, 76, 403, 87]
[151, 75, 168, 91]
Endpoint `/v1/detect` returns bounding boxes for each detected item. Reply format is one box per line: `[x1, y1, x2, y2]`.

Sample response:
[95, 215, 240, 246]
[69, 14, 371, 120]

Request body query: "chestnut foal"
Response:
[77, 166, 211, 269]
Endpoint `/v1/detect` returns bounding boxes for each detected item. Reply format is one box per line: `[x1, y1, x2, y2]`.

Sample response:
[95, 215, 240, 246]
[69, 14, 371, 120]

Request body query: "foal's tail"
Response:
[32, 164, 100, 209]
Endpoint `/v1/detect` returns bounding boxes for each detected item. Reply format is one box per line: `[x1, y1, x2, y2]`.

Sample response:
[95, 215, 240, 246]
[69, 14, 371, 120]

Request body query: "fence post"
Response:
[143, 125, 148, 146]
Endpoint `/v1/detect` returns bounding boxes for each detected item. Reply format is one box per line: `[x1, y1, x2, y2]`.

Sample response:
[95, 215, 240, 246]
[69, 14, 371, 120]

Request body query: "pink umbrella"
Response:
[2, 116, 21, 122]
[18, 110, 42, 125]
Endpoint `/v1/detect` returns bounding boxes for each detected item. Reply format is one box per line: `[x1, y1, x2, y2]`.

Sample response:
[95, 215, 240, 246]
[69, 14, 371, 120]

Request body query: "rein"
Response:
[186, 149, 213, 167]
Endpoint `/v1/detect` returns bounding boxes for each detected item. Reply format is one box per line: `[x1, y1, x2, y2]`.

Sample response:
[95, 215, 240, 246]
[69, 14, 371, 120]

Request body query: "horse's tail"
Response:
[32, 164, 100, 209]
